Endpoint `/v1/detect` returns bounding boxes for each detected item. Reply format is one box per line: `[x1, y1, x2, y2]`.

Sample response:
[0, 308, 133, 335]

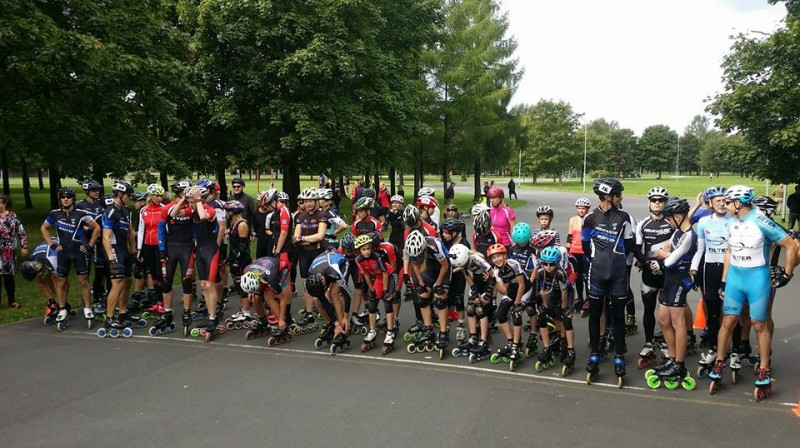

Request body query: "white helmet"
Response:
[405, 230, 426, 257]
[146, 184, 165, 196]
[575, 197, 592, 207]
[471, 203, 490, 216]
[184, 185, 208, 199]
[390, 195, 404, 204]
[318, 188, 333, 200]
[417, 187, 435, 198]
[240, 271, 262, 294]
[403, 204, 421, 226]
[448, 244, 470, 268]
[473, 210, 490, 233]
[299, 188, 317, 200]
[647, 186, 669, 199]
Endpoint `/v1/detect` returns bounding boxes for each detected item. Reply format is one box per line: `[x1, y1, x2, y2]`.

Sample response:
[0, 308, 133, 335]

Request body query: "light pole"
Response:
[518, 148, 522, 184]
[582, 122, 587, 193]
[675, 134, 680, 182]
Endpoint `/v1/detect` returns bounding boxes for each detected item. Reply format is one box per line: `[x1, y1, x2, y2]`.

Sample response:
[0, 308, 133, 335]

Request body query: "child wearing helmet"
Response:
[448, 244, 494, 358]
[533, 246, 576, 374]
[472, 210, 501, 258]
[535, 205, 561, 245]
[416, 196, 440, 232]
[404, 229, 450, 353]
[487, 243, 533, 368]
[567, 198, 591, 313]
[352, 197, 382, 237]
[440, 219, 469, 338]
[239, 256, 291, 337]
[354, 234, 398, 351]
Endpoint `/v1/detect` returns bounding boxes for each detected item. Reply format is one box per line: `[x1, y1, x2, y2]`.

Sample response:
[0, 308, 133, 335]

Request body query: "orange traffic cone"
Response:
[693, 298, 707, 330]
[793, 400, 800, 418]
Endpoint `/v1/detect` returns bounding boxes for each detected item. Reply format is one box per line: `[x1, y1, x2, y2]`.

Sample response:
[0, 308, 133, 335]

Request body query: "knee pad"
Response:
[367, 298, 379, 314]
[182, 278, 194, 295]
[496, 298, 512, 324]
[414, 292, 431, 308]
[537, 311, 550, 329]
[434, 295, 448, 310]
[133, 264, 146, 280]
[511, 312, 522, 326]
[562, 315, 573, 331]
[475, 305, 488, 319]
[526, 303, 537, 317]
[466, 303, 477, 317]
[383, 300, 394, 315]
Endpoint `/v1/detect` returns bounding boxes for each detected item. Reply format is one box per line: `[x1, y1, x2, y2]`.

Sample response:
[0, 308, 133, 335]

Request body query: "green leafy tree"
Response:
[678, 132, 701, 175]
[519, 100, 582, 184]
[639, 125, 678, 179]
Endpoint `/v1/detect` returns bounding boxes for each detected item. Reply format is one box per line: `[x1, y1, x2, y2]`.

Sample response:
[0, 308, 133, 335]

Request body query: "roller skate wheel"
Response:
[753, 386, 770, 402]
[57, 321, 67, 332]
[708, 381, 719, 395]
[360, 326, 368, 336]
[502, 355, 510, 363]
[646, 375, 662, 389]
[226, 322, 235, 331]
[381, 345, 391, 356]
[169, 322, 177, 332]
[490, 353, 500, 364]
[731, 370, 738, 384]
[243, 321, 252, 329]
[96, 328, 107, 338]
[752, 362, 760, 375]
[663, 379, 679, 390]
[747, 356, 758, 367]
[267, 337, 276, 346]
[205, 332, 212, 343]
[524, 348, 531, 358]
[406, 344, 416, 354]
[682, 376, 697, 391]
[535, 361, 543, 372]
[86, 319, 92, 329]
[190, 328, 201, 337]
[314, 338, 324, 349]
[696, 366, 706, 379]
[451, 348, 461, 357]
[330, 345, 338, 355]
[439, 349, 445, 360]
[469, 354, 477, 363]
[43, 316, 54, 326]
[245, 330, 254, 340]
[218, 326, 227, 334]
[137, 319, 147, 328]
[69, 309, 78, 318]
[644, 369, 656, 380]
[121, 327, 132, 338]
[233, 322, 242, 330]
[183, 326, 190, 337]
[149, 327, 158, 337]
[425, 342, 435, 352]
[291, 326, 300, 335]
[586, 373, 594, 384]
[110, 328, 120, 338]
[509, 360, 516, 372]
[403, 333, 412, 342]
[617, 376, 624, 388]
[561, 365, 571, 377]
[637, 358, 647, 370]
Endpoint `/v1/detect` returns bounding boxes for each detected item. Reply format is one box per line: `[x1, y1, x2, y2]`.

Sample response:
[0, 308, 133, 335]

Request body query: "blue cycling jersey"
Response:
[728, 208, 787, 268]
[691, 213, 734, 270]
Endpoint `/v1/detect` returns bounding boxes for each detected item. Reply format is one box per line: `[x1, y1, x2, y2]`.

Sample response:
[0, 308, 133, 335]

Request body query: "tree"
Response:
[519, 100, 582, 184]
[708, 0, 800, 183]
[678, 132, 701, 175]
[639, 125, 678, 179]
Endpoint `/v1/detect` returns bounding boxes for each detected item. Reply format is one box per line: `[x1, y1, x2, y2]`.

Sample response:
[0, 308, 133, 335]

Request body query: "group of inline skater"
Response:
[24, 175, 797, 401]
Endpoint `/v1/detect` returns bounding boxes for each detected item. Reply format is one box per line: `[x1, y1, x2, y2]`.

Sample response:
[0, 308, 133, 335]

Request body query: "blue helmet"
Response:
[540, 246, 562, 264]
[511, 222, 531, 245]
[703, 186, 726, 201]
[724, 185, 755, 205]
[196, 179, 215, 190]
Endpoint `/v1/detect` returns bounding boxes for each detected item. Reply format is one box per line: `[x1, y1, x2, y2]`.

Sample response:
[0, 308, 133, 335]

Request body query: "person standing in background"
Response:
[507, 179, 517, 200]
[445, 182, 455, 206]
[0, 195, 27, 308]
[787, 184, 800, 231]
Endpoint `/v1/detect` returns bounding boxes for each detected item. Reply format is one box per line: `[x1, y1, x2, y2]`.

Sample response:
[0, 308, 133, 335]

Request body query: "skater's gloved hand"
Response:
[469, 291, 481, 302]
[109, 260, 121, 275]
[485, 276, 497, 288]
[50, 243, 62, 252]
[772, 267, 793, 288]
[718, 281, 726, 300]
[433, 284, 448, 298]
[133, 250, 143, 264]
[159, 250, 168, 263]
[512, 303, 525, 317]
[690, 273, 701, 290]
[647, 260, 662, 276]
[560, 306, 573, 320]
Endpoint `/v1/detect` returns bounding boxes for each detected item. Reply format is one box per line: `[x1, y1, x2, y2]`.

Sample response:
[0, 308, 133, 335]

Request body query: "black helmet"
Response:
[81, 180, 102, 192]
[340, 233, 356, 252]
[440, 218, 465, 234]
[751, 196, 778, 217]
[369, 232, 383, 247]
[363, 188, 376, 199]
[171, 180, 191, 194]
[112, 180, 134, 195]
[21, 260, 41, 281]
[102, 194, 114, 207]
[593, 177, 623, 198]
[663, 197, 690, 216]
[58, 187, 76, 198]
[231, 177, 245, 187]
[132, 192, 148, 202]
[305, 273, 326, 296]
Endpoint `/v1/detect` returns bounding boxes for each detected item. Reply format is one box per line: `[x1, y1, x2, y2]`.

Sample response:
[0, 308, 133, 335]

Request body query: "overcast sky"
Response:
[499, 0, 786, 135]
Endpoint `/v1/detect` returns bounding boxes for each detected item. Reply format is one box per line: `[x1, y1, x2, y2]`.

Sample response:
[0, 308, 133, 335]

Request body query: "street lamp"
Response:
[675, 134, 680, 182]
[518, 148, 522, 185]
[582, 121, 587, 193]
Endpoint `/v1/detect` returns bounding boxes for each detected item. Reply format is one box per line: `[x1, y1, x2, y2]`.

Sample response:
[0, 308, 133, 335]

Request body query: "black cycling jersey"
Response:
[386, 209, 405, 248]
[192, 203, 219, 248]
[102, 204, 131, 248]
[493, 259, 526, 285]
[245, 256, 284, 294]
[421, 236, 449, 285]
[253, 208, 270, 257]
[45, 208, 93, 248]
[162, 201, 194, 247]
[508, 243, 536, 276]
[308, 251, 350, 287]
[582, 206, 635, 297]
[634, 215, 672, 287]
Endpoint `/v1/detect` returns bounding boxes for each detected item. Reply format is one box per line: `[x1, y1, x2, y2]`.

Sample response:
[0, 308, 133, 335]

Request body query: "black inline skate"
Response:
[406, 326, 435, 354]
[468, 341, 492, 363]
[613, 354, 626, 388]
[524, 332, 538, 358]
[638, 342, 657, 369]
[149, 310, 177, 336]
[291, 314, 319, 335]
[508, 342, 522, 371]
[646, 361, 696, 390]
[562, 348, 576, 377]
[298, 305, 323, 320]
[452, 334, 478, 358]
[686, 331, 698, 355]
[197, 316, 226, 342]
[381, 329, 396, 356]
[698, 327, 711, 348]
[585, 353, 600, 384]
[436, 330, 450, 360]
[403, 320, 424, 342]
[315, 322, 336, 349]
[455, 322, 467, 344]
[96, 317, 133, 339]
[491, 340, 513, 364]
[329, 331, 350, 355]
[182, 309, 193, 336]
[245, 318, 272, 340]
[267, 327, 294, 347]
[535, 347, 556, 372]
[225, 309, 255, 331]
[43, 298, 59, 326]
[349, 313, 368, 335]
[361, 328, 379, 352]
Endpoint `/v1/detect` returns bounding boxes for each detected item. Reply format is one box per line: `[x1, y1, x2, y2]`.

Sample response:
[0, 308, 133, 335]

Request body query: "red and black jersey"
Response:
[160, 201, 194, 248]
[376, 242, 397, 268]
[356, 252, 393, 277]
[352, 216, 382, 237]
[192, 203, 218, 248]
[268, 206, 292, 254]
[137, 203, 164, 249]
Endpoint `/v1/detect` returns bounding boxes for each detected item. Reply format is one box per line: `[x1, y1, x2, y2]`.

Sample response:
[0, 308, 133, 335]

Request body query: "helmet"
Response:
[369, 232, 383, 247]
[486, 243, 507, 257]
[416, 196, 438, 208]
[21, 260, 41, 281]
[354, 197, 374, 211]
[403, 204, 421, 226]
[405, 230, 426, 257]
[132, 192, 148, 202]
[647, 186, 669, 199]
[362, 188, 376, 199]
[724, 185, 755, 205]
[663, 197, 690, 216]
[447, 244, 470, 268]
[540, 246, 562, 264]
[261, 189, 278, 207]
[593, 177, 623, 197]
[196, 179, 215, 190]
[171, 180, 191, 193]
[305, 273, 326, 297]
[146, 184, 165, 196]
[511, 222, 532, 244]
[240, 271, 262, 294]
[231, 177, 245, 187]
[224, 200, 245, 214]
[184, 185, 208, 199]
[417, 187, 435, 198]
[536, 205, 554, 217]
[340, 233, 356, 252]
[471, 203, 490, 216]
[111, 180, 134, 195]
[473, 210, 490, 234]
[575, 197, 592, 208]
[390, 195, 404, 204]
[318, 188, 333, 200]
[57, 187, 76, 198]
[486, 186, 504, 199]
[752, 196, 778, 217]
[277, 192, 289, 203]
[102, 194, 114, 207]
[354, 234, 373, 249]
[531, 230, 558, 249]
[704, 186, 727, 201]
[299, 188, 317, 200]
[440, 218, 465, 233]
[81, 180, 102, 191]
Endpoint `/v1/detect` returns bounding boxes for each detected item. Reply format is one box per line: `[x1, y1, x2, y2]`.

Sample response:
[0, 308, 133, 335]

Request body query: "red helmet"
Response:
[486, 243, 507, 257]
[486, 186, 504, 199]
[416, 196, 438, 208]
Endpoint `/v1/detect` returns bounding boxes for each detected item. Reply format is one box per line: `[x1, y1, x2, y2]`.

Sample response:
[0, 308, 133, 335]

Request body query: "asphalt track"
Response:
[2, 185, 799, 447]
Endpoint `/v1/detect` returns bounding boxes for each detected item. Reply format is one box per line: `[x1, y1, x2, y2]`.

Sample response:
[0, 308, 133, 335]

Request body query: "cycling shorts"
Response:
[659, 271, 691, 308]
[195, 244, 220, 283]
[298, 248, 324, 279]
[164, 244, 193, 287]
[108, 247, 133, 280]
[56, 246, 88, 277]
[723, 265, 771, 322]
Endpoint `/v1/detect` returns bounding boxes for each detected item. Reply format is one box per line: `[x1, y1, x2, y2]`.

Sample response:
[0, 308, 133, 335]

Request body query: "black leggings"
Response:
[703, 263, 724, 349]
[589, 296, 626, 355]
[572, 254, 586, 302]
[0, 274, 16, 304]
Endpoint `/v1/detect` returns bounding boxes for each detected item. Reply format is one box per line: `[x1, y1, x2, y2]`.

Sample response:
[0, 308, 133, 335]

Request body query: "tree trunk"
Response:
[160, 170, 169, 193]
[373, 172, 379, 193]
[216, 166, 227, 199]
[442, 160, 448, 192]
[337, 175, 345, 197]
[657, 170, 662, 179]
[473, 160, 481, 202]
[413, 142, 422, 198]
[389, 166, 396, 196]
[21, 158, 33, 209]
[282, 157, 301, 212]
[364, 172, 371, 189]
[48, 166, 61, 210]
[0, 147, 9, 196]
[37, 168, 44, 190]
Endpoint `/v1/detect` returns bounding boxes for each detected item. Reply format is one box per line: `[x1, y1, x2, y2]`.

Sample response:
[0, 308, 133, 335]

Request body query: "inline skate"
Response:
[696, 350, 717, 379]
[613, 354, 626, 388]
[127, 291, 147, 312]
[452, 334, 477, 358]
[290, 314, 319, 335]
[561, 348, 576, 377]
[91, 297, 106, 317]
[314, 322, 336, 349]
[638, 342, 657, 369]
[624, 314, 637, 336]
[244, 318, 272, 340]
[646, 362, 696, 390]
[455, 322, 466, 344]
[148, 310, 177, 336]
[298, 305, 323, 320]
[686, 332, 698, 355]
[468, 341, 492, 363]
[141, 301, 165, 320]
[753, 368, 773, 402]
[490, 340, 513, 364]
[191, 317, 226, 342]
[729, 352, 743, 384]
[349, 313, 368, 335]
[182, 309, 193, 336]
[403, 320, 423, 342]
[381, 329, 396, 355]
[267, 327, 294, 347]
[81, 307, 95, 329]
[96, 317, 133, 339]
[406, 326, 435, 354]
[698, 327, 711, 348]
[42, 298, 59, 326]
[225, 309, 254, 331]
[436, 330, 449, 360]
[361, 329, 379, 352]
[524, 332, 539, 358]
[535, 347, 556, 372]
[707, 360, 726, 395]
[585, 353, 600, 384]
[329, 331, 350, 355]
[508, 343, 522, 371]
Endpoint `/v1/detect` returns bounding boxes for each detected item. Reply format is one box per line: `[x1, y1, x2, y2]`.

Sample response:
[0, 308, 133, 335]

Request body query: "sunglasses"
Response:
[649, 198, 666, 203]
[233, 185, 243, 188]
[59, 195, 74, 200]
[541, 262, 557, 267]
